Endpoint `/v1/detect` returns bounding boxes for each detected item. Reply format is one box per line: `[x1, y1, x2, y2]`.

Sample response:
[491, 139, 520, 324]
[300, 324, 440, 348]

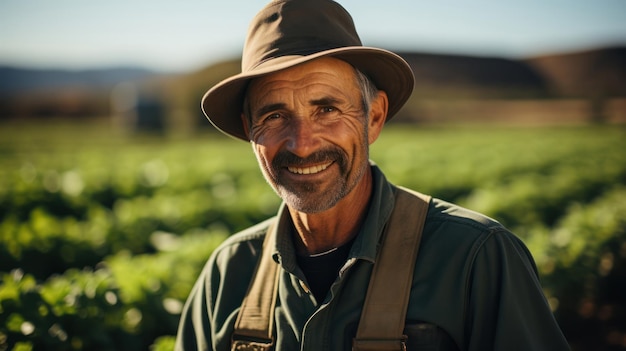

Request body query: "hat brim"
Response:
[201, 46, 414, 141]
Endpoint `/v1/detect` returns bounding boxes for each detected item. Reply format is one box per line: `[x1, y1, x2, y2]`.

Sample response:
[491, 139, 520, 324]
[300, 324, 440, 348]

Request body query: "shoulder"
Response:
[392, 186, 523, 259]
[209, 217, 275, 267]
[423, 196, 514, 247]
[193, 217, 276, 308]
[427, 197, 503, 232]
[418, 196, 536, 273]
[216, 217, 274, 250]
[398, 191, 533, 265]
[394, 185, 503, 233]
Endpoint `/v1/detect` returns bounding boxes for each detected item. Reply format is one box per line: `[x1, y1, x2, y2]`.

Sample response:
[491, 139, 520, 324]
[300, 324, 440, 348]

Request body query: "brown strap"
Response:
[231, 221, 279, 351]
[232, 187, 431, 351]
[353, 187, 431, 351]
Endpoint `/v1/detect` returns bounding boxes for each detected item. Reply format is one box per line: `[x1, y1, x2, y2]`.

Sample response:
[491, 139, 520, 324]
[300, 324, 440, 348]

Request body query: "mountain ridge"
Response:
[1, 46, 624, 121]
[0, 66, 163, 95]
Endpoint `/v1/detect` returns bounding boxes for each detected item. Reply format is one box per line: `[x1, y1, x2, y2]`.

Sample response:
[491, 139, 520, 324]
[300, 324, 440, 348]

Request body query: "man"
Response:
[176, 0, 570, 350]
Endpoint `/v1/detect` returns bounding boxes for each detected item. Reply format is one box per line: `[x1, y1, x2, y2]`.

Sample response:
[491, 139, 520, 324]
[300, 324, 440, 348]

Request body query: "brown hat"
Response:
[201, 0, 415, 141]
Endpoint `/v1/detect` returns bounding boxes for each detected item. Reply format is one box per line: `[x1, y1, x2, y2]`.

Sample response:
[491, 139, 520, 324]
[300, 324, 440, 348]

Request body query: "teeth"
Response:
[288, 162, 332, 175]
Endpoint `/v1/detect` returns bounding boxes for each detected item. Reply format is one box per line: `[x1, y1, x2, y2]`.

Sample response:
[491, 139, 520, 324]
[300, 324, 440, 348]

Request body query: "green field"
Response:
[1, 120, 625, 351]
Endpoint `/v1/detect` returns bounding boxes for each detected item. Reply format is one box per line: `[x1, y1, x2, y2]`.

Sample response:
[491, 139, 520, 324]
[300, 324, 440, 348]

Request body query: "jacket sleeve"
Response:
[174, 232, 265, 351]
[175, 264, 213, 351]
[465, 229, 570, 351]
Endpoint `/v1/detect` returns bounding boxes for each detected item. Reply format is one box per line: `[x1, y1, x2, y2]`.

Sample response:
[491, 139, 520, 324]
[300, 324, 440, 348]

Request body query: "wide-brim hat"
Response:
[201, 0, 415, 141]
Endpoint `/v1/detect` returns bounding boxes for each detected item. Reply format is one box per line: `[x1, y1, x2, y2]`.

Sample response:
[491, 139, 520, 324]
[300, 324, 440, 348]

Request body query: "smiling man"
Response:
[175, 1, 570, 350]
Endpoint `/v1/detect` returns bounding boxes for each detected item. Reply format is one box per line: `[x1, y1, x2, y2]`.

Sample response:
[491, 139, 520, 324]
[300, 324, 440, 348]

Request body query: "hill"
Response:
[525, 46, 626, 98]
[175, 46, 626, 125]
[0, 66, 159, 95]
[177, 46, 626, 103]
[399, 52, 550, 99]
[1, 46, 624, 124]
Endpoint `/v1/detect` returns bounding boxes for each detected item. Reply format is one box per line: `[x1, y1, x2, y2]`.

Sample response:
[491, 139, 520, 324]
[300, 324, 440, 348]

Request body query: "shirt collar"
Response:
[271, 163, 395, 271]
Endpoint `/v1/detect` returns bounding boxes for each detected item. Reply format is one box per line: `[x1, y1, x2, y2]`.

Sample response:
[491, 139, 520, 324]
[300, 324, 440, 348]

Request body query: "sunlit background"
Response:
[1, 1, 626, 351]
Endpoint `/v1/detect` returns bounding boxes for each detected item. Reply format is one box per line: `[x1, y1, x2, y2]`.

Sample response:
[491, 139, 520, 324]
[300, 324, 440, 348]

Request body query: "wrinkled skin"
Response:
[243, 57, 388, 254]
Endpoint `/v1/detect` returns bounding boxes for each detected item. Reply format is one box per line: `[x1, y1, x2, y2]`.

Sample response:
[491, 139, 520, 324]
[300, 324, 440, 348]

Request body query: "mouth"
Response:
[287, 161, 333, 175]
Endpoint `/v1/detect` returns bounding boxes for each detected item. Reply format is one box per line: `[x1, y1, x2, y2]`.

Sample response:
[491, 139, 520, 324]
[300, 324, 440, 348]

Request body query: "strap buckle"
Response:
[231, 335, 274, 351]
[352, 335, 408, 351]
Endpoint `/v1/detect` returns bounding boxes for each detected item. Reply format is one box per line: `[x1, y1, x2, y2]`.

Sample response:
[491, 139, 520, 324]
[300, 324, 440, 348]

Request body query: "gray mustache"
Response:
[272, 148, 347, 171]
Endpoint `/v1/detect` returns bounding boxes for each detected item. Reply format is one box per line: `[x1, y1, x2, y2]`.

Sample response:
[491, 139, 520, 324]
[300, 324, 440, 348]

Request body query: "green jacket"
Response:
[175, 165, 570, 351]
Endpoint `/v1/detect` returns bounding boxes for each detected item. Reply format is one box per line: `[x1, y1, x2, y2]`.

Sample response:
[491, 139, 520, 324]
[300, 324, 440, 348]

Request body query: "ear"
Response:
[367, 91, 388, 145]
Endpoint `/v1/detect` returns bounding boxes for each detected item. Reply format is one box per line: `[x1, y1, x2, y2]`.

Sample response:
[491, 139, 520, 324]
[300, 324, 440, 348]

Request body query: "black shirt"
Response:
[296, 239, 354, 302]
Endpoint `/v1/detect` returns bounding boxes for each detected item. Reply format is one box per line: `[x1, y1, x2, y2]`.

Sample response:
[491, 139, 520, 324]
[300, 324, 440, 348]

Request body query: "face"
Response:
[243, 57, 387, 213]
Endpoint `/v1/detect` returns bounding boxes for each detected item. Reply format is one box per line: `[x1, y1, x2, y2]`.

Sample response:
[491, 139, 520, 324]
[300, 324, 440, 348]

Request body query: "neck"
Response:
[289, 168, 373, 255]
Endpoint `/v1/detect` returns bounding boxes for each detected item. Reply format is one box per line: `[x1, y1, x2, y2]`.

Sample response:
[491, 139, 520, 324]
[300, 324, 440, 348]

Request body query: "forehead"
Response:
[247, 57, 358, 100]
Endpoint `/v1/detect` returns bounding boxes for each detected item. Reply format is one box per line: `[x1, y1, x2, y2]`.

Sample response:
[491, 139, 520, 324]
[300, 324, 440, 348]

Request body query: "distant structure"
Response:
[110, 82, 166, 134]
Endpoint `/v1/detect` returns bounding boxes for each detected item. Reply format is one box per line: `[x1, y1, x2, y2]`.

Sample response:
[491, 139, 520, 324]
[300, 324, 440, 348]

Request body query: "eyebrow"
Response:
[310, 97, 341, 107]
[253, 96, 343, 119]
[254, 103, 286, 119]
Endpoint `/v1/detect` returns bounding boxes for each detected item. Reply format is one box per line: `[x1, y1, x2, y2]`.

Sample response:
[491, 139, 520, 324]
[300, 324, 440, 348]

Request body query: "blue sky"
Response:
[1, 0, 625, 72]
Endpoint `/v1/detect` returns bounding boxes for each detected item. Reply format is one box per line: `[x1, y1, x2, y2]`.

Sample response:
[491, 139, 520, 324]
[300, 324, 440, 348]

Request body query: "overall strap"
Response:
[231, 221, 279, 351]
[352, 186, 431, 351]
[231, 187, 431, 351]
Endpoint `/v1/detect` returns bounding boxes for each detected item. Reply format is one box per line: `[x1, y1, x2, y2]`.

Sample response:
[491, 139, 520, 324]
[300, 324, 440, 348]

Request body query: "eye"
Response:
[321, 106, 337, 114]
[258, 112, 283, 124]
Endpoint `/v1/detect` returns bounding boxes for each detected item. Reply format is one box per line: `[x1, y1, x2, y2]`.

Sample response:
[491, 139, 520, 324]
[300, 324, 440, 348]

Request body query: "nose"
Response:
[285, 118, 320, 158]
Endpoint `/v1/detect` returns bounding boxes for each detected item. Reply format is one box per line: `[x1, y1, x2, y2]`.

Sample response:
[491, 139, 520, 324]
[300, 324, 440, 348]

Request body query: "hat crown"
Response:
[202, 0, 414, 141]
[242, 0, 362, 72]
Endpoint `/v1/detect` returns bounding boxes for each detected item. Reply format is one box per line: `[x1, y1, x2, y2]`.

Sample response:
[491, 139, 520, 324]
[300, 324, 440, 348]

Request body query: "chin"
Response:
[281, 191, 340, 213]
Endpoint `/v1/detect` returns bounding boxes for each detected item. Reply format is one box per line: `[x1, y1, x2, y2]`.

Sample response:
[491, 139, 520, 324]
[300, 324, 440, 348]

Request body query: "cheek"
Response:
[250, 123, 286, 148]
[253, 143, 275, 170]
[332, 119, 368, 148]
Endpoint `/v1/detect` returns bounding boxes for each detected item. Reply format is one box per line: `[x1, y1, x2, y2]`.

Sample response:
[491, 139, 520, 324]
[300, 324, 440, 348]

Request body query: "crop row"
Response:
[2, 184, 623, 350]
[0, 228, 227, 351]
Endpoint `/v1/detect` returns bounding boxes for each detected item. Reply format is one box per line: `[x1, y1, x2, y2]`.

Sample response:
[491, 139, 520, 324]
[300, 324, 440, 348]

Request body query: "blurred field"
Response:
[0, 119, 625, 350]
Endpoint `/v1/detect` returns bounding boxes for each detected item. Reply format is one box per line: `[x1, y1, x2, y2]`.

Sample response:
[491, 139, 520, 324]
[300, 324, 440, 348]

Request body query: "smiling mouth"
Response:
[287, 161, 333, 175]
